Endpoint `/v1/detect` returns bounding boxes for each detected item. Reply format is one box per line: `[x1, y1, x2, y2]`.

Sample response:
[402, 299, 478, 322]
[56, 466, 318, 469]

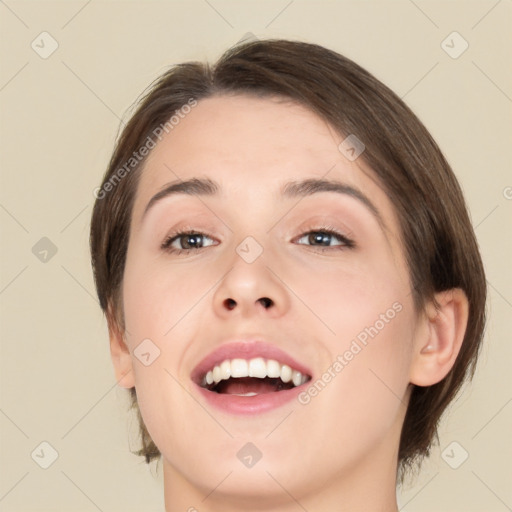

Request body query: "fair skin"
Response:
[108, 95, 468, 512]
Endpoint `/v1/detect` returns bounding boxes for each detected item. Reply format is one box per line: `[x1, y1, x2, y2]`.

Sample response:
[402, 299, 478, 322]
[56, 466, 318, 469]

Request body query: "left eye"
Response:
[295, 230, 353, 248]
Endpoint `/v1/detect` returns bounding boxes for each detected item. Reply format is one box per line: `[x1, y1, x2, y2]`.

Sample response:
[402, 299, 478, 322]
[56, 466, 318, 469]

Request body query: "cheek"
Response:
[299, 306, 415, 462]
[121, 250, 221, 390]
[122, 254, 204, 338]
[300, 255, 409, 340]
[119, 255, 206, 451]
[300, 257, 414, 414]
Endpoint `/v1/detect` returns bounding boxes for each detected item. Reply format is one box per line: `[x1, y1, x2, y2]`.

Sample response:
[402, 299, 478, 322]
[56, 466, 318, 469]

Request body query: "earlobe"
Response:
[106, 304, 135, 389]
[410, 288, 469, 387]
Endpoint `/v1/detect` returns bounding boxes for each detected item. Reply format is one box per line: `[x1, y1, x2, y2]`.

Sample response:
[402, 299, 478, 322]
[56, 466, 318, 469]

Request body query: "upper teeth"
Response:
[202, 358, 308, 387]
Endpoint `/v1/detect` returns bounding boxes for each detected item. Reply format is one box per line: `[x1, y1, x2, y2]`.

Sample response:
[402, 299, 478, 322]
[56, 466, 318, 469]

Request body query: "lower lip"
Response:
[194, 383, 307, 415]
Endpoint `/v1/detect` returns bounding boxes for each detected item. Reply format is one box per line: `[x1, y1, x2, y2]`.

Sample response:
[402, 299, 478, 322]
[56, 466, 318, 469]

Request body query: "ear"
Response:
[106, 303, 135, 389]
[409, 288, 469, 386]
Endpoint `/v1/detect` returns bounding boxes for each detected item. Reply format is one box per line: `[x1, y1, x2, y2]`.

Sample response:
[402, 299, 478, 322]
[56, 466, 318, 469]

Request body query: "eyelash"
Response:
[161, 225, 355, 255]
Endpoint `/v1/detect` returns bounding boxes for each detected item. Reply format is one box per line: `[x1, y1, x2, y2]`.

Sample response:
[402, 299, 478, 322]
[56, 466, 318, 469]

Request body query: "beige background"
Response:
[0, 1, 511, 511]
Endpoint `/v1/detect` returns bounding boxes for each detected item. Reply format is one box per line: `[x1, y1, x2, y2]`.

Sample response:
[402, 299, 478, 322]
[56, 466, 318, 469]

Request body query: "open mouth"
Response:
[199, 357, 311, 396]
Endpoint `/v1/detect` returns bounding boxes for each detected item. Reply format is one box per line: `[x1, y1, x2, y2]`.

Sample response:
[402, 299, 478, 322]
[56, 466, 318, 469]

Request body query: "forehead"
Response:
[131, 94, 397, 230]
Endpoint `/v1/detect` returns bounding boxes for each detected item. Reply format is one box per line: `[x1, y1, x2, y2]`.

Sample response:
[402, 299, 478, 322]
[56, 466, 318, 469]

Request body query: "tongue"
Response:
[216, 377, 287, 395]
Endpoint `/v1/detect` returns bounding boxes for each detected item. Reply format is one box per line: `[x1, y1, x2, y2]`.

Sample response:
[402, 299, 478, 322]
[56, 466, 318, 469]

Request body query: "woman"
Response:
[90, 39, 486, 511]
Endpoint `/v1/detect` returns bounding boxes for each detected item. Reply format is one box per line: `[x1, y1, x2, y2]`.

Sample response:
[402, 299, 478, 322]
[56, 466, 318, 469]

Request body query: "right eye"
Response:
[161, 230, 217, 254]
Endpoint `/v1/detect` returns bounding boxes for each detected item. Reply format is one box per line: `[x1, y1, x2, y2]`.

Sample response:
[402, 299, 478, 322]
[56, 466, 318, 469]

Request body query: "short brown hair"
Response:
[90, 39, 486, 478]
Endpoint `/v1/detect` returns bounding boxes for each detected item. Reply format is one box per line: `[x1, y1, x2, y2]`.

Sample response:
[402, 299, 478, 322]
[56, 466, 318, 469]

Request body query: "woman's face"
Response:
[117, 94, 422, 503]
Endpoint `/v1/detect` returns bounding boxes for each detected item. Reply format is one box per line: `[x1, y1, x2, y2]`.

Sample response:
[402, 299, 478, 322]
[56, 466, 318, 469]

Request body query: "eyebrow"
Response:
[143, 177, 219, 219]
[281, 178, 383, 226]
[142, 177, 385, 228]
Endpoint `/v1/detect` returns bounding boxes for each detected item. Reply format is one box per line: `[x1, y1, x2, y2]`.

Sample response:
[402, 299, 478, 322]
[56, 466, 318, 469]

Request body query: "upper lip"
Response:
[190, 339, 313, 385]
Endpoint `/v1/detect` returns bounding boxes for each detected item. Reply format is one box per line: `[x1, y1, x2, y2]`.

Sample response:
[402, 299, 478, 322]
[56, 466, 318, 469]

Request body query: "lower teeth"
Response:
[202, 376, 310, 393]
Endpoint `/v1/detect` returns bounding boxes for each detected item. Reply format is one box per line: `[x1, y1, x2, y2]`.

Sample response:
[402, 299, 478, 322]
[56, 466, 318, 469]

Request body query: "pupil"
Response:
[184, 234, 201, 248]
[310, 232, 330, 245]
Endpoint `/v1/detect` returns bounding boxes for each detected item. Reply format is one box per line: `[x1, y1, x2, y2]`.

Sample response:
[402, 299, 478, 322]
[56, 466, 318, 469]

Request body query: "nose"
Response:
[212, 249, 290, 320]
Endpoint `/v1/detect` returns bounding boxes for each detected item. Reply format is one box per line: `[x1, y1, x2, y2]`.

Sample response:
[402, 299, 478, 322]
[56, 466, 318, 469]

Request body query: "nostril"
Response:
[222, 297, 273, 310]
[224, 298, 237, 310]
[259, 297, 273, 308]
